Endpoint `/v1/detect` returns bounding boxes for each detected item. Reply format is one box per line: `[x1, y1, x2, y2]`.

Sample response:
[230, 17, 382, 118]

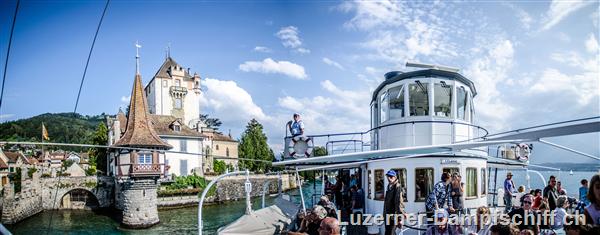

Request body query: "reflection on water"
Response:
[5, 182, 321, 235]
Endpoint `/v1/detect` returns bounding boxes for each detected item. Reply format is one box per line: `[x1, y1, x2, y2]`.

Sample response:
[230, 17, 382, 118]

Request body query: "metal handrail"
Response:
[198, 170, 248, 234]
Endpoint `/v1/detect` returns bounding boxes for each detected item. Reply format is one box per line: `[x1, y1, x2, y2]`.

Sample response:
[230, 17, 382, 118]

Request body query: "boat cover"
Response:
[217, 196, 298, 235]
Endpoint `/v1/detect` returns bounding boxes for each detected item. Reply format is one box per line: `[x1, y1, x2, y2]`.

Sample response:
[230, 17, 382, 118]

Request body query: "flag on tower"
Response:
[42, 123, 49, 141]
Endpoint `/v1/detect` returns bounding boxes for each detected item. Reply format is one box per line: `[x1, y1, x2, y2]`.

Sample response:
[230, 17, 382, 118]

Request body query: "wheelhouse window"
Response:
[415, 168, 434, 202]
[368, 170, 372, 199]
[457, 86, 467, 120]
[434, 82, 452, 117]
[391, 168, 408, 202]
[374, 169, 385, 201]
[481, 168, 486, 196]
[388, 85, 405, 119]
[380, 92, 388, 123]
[409, 82, 429, 116]
[466, 168, 477, 198]
[137, 152, 152, 165]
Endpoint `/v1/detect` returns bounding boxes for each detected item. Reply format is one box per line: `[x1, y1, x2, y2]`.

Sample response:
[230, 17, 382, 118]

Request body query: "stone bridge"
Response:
[41, 176, 115, 210]
[2, 171, 115, 224]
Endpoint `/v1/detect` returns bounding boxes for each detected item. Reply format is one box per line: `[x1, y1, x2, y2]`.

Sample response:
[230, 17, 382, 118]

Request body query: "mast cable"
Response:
[0, 0, 20, 120]
[47, 1, 110, 233]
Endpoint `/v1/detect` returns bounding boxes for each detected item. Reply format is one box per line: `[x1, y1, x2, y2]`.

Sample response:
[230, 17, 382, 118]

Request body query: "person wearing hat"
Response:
[383, 170, 406, 235]
[503, 172, 516, 213]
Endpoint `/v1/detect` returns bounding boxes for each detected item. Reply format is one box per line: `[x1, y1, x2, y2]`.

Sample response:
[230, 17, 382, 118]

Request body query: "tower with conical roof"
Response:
[110, 43, 170, 228]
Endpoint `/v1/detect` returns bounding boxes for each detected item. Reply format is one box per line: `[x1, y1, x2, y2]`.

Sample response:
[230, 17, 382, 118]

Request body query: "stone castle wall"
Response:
[208, 173, 296, 202]
[1, 170, 43, 224]
[119, 179, 160, 228]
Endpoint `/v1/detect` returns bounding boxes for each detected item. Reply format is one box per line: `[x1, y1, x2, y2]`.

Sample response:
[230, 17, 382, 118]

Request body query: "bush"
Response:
[85, 165, 97, 176]
[157, 188, 202, 197]
[213, 160, 226, 174]
[166, 174, 207, 190]
[41, 173, 51, 178]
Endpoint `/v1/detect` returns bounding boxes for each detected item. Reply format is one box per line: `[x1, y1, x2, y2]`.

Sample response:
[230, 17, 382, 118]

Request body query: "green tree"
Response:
[313, 146, 328, 157]
[238, 119, 275, 173]
[200, 114, 222, 130]
[213, 159, 226, 174]
[88, 122, 108, 175]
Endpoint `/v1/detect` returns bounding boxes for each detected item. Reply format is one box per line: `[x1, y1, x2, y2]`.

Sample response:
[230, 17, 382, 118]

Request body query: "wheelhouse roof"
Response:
[372, 69, 477, 102]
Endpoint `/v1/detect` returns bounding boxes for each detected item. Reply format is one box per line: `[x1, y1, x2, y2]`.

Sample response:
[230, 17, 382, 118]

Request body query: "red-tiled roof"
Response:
[0, 158, 8, 169]
[150, 115, 207, 138]
[112, 74, 172, 149]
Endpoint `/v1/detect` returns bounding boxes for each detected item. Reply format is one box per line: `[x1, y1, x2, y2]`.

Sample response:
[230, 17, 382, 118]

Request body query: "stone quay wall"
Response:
[156, 173, 297, 208]
[207, 173, 296, 202]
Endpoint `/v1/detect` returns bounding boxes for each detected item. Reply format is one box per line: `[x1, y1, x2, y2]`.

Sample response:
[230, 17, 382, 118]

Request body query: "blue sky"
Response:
[0, 0, 598, 164]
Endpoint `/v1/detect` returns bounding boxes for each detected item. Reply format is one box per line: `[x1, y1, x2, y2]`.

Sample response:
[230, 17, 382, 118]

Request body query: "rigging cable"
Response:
[47, 0, 110, 233]
[0, 0, 20, 119]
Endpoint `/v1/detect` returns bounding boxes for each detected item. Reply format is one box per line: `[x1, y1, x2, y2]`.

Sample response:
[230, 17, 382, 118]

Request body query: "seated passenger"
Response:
[289, 205, 328, 235]
[318, 217, 340, 235]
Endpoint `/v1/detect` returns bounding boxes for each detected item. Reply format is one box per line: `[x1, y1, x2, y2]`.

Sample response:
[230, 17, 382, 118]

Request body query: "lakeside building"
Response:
[108, 56, 238, 177]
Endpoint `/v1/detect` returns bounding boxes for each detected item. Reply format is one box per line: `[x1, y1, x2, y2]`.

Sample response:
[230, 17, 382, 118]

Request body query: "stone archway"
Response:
[60, 188, 100, 210]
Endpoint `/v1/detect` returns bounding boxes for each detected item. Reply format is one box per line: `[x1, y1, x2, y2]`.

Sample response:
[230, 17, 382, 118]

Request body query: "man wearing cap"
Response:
[383, 170, 406, 235]
[504, 172, 516, 213]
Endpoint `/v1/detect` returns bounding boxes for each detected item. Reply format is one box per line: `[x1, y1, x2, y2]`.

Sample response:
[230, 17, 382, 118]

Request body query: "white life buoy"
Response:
[515, 143, 531, 162]
[287, 136, 314, 158]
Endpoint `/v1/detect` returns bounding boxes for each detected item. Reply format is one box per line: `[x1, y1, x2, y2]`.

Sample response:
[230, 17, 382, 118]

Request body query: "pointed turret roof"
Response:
[113, 74, 172, 149]
[154, 57, 193, 79]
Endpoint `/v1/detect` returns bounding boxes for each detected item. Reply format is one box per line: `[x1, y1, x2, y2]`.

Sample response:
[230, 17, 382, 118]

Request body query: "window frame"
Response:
[456, 86, 467, 121]
[434, 82, 453, 118]
[175, 98, 182, 109]
[388, 85, 405, 120]
[391, 168, 408, 202]
[180, 139, 187, 152]
[374, 169, 385, 201]
[367, 170, 372, 199]
[466, 167, 478, 199]
[408, 81, 430, 116]
[414, 167, 434, 202]
[137, 152, 153, 165]
[379, 91, 389, 123]
[481, 168, 487, 197]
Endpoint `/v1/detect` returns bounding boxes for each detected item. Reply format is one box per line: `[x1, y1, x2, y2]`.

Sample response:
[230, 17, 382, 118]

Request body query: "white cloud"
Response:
[253, 46, 272, 53]
[0, 114, 14, 121]
[532, 36, 599, 107]
[464, 39, 515, 131]
[339, 1, 462, 64]
[201, 78, 269, 122]
[322, 57, 345, 70]
[541, 0, 593, 31]
[277, 80, 371, 137]
[275, 26, 310, 54]
[557, 32, 571, 42]
[120, 95, 130, 103]
[585, 34, 599, 53]
[504, 2, 533, 29]
[239, 58, 307, 79]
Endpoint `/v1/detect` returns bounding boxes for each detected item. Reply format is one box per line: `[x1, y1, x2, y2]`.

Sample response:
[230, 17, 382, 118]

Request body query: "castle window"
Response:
[175, 79, 181, 87]
[163, 80, 168, 87]
[226, 147, 229, 157]
[137, 152, 152, 165]
[173, 124, 181, 132]
[180, 139, 187, 152]
[216, 145, 219, 150]
[175, 98, 182, 109]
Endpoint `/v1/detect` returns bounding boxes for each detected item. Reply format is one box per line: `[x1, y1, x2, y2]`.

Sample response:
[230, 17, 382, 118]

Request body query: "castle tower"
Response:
[111, 46, 172, 228]
[144, 56, 202, 128]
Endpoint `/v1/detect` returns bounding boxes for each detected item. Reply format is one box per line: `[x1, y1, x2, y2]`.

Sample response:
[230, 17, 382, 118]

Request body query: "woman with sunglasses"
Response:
[508, 194, 539, 232]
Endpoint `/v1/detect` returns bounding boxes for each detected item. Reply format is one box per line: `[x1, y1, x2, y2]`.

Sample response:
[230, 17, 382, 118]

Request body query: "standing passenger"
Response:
[503, 172, 516, 213]
[580, 179, 590, 206]
[426, 172, 455, 226]
[383, 170, 406, 235]
[450, 173, 464, 215]
[543, 175, 559, 210]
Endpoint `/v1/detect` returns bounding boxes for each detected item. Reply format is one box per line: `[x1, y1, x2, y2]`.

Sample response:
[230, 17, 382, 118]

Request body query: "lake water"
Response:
[5, 170, 598, 234]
